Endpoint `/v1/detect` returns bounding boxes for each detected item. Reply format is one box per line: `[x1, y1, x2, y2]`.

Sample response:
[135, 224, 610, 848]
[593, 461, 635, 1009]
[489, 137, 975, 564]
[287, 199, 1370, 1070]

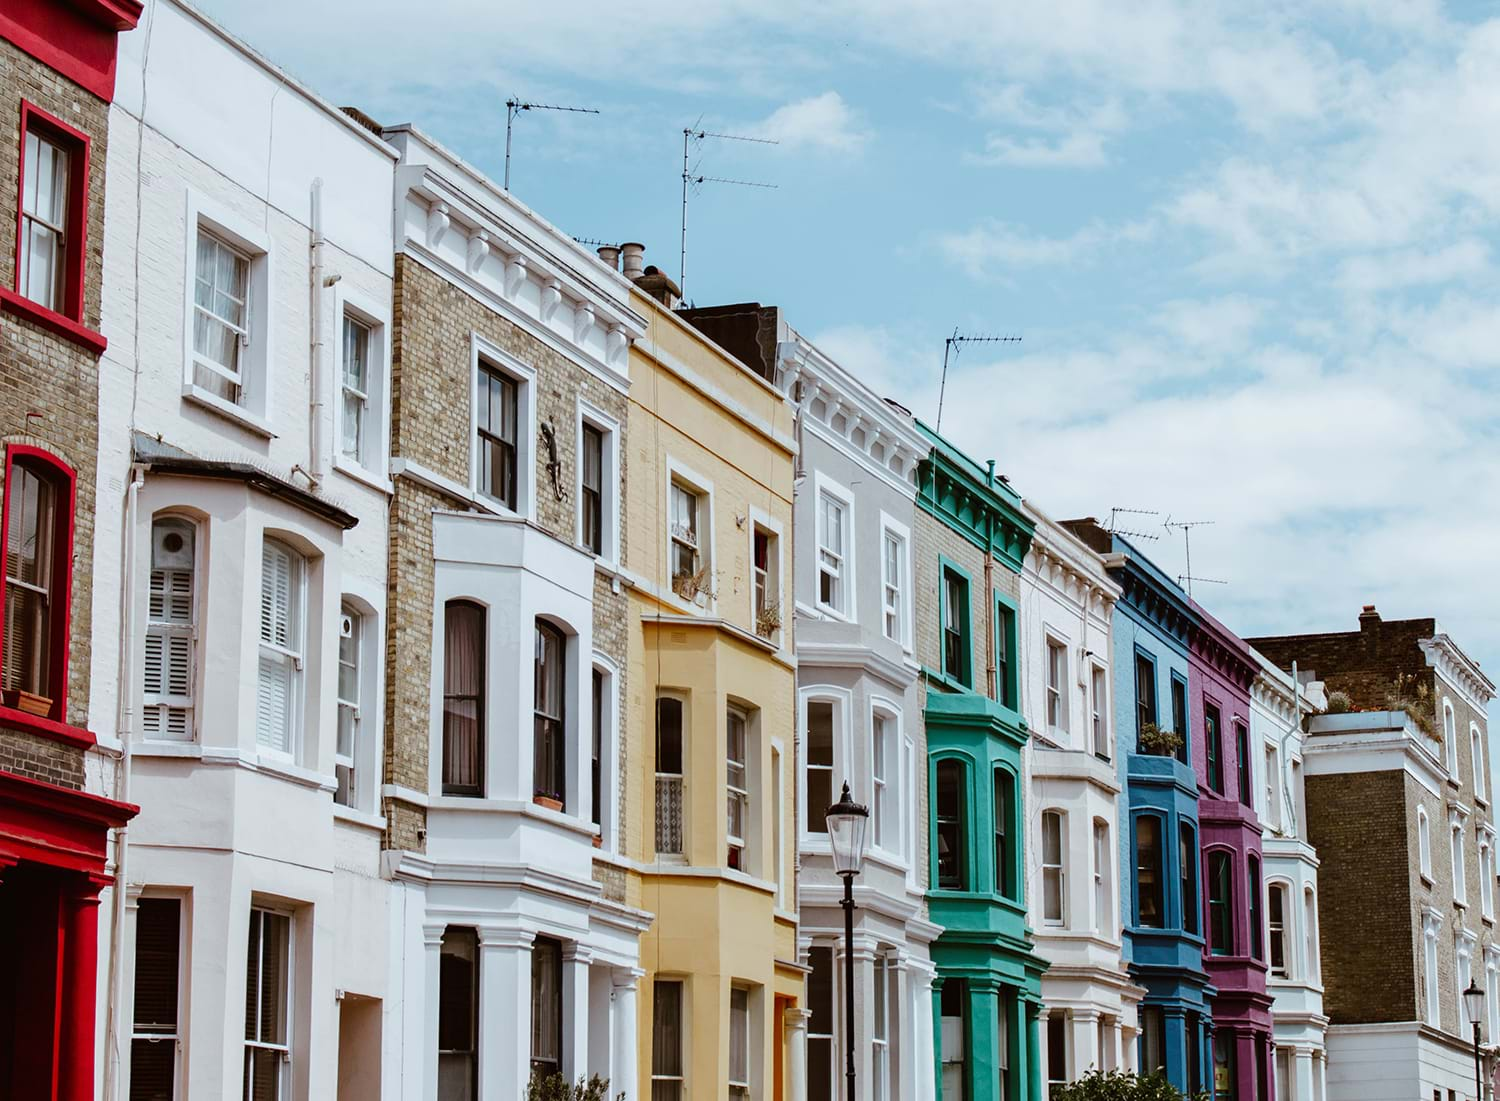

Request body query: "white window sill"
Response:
[332, 455, 393, 495]
[332, 804, 387, 832]
[814, 601, 855, 625]
[182, 383, 275, 438]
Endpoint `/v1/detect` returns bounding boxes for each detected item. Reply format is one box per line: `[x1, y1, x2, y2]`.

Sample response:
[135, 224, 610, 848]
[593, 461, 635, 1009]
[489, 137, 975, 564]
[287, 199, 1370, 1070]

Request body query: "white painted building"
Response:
[778, 321, 940, 1101]
[375, 124, 653, 1099]
[1018, 505, 1143, 1089]
[1249, 651, 1329, 1101]
[91, 2, 398, 1096]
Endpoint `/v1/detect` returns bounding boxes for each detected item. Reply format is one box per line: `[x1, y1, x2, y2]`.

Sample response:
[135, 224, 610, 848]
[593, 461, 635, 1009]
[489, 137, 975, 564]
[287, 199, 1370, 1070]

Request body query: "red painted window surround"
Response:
[0, 444, 88, 745]
[0, 0, 143, 103]
[5, 101, 105, 355]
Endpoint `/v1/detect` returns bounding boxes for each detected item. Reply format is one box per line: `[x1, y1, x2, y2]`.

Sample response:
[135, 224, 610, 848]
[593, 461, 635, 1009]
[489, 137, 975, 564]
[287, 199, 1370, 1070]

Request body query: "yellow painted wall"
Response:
[624, 291, 801, 1099]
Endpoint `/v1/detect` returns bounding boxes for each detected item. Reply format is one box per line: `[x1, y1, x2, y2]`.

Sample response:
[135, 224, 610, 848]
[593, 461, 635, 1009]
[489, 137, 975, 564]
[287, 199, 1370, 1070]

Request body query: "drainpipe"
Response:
[306, 178, 329, 488]
[984, 460, 997, 700]
[103, 462, 146, 1101]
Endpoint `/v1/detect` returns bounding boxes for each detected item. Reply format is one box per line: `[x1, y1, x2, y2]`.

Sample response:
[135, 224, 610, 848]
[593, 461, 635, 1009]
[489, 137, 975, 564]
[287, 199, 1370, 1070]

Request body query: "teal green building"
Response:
[915, 424, 1046, 1101]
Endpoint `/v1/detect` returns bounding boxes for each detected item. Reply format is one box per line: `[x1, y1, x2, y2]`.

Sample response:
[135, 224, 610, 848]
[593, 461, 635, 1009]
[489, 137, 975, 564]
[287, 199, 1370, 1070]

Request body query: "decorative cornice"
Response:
[915, 422, 1034, 575]
[1421, 634, 1496, 713]
[1188, 600, 1258, 691]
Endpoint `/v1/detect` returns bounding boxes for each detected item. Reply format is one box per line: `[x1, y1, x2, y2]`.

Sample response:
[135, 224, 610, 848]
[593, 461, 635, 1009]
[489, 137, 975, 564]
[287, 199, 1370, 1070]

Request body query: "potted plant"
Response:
[1051, 1068, 1208, 1101]
[1138, 722, 1184, 756]
[525, 1072, 621, 1101]
[755, 600, 782, 638]
[671, 566, 716, 605]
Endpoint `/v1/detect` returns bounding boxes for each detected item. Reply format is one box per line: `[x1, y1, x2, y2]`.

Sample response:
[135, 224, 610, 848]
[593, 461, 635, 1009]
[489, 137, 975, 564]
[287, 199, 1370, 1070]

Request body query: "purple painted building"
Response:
[1188, 602, 1274, 1101]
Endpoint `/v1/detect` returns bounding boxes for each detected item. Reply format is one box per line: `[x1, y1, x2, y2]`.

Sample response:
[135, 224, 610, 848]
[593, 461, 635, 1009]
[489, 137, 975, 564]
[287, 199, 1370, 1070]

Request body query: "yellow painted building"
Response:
[621, 282, 802, 1100]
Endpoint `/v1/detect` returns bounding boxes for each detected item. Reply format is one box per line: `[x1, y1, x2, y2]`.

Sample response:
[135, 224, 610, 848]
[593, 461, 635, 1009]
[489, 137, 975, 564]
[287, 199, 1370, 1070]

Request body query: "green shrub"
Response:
[524, 1072, 622, 1101]
[1050, 1068, 1208, 1101]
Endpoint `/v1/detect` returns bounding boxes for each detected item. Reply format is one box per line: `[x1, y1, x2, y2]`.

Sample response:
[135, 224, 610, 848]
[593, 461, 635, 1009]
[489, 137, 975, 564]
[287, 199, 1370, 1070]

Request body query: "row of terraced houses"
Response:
[0, 3, 1495, 1101]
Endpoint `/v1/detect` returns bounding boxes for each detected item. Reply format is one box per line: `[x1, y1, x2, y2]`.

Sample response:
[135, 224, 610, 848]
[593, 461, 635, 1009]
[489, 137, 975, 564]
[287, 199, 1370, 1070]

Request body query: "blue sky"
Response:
[199, 0, 1500, 685]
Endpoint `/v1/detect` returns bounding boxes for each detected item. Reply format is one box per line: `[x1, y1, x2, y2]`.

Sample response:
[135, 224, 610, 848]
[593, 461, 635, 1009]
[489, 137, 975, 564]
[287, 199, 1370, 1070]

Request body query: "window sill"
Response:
[924, 667, 974, 695]
[0, 288, 106, 355]
[0, 705, 94, 749]
[814, 601, 855, 625]
[332, 804, 387, 832]
[332, 456, 393, 495]
[182, 384, 275, 438]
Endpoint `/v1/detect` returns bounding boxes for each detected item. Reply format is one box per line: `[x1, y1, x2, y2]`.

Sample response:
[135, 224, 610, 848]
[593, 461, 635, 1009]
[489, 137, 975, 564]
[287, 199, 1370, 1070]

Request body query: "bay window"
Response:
[530, 937, 562, 1080]
[2, 450, 72, 720]
[727, 706, 749, 870]
[143, 517, 196, 740]
[1208, 851, 1233, 955]
[1180, 824, 1198, 935]
[592, 669, 604, 832]
[1135, 816, 1163, 928]
[130, 897, 182, 1098]
[1248, 855, 1263, 960]
[255, 539, 304, 755]
[808, 947, 835, 1101]
[1268, 883, 1289, 979]
[335, 604, 361, 806]
[442, 601, 485, 796]
[1093, 819, 1110, 934]
[806, 699, 835, 835]
[533, 621, 567, 808]
[872, 710, 895, 852]
[994, 769, 1015, 898]
[729, 987, 750, 1099]
[439, 928, 478, 1101]
[1042, 810, 1065, 925]
[651, 980, 684, 1101]
[655, 696, 685, 855]
[936, 759, 967, 890]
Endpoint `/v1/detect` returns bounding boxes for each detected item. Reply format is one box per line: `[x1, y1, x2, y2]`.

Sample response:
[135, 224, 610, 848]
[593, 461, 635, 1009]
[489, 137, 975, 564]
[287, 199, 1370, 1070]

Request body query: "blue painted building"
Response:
[1064, 521, 1213, 1095]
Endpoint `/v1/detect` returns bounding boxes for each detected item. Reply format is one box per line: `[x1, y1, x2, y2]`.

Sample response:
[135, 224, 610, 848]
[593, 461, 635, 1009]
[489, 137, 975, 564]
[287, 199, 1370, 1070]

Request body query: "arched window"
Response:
[1452, 818, 1467, 906]
[804, 696, 839, 835]
[1135, 815, 1164, 928]
[1042, 810, 1066, 925]
[1247, 855, 1264, 961]
[872, 706, 901, 855]
[533, 620, 567, 808]
[1179, 824, 1198, 935]
[1483, 837, 1496, 922]
[1093, 819, 1111, 934]
[1472, 724, 1487, 802]
[1208, 851, 1234, 955]
[1268, 883, 1290, 979]
[1, 448, 74, 721]
[935, 760, 968, 891]
[655, 695, 686, 856]
[1417, 806, 1432, 879]
[256, 538, 305, 754]
[143, 516, 197, 740]
[993, 768, 1015, 899]
[1444, 700, 1458, 774]
[1304, 887, 1320, 982]
[442, 600, 485, 795]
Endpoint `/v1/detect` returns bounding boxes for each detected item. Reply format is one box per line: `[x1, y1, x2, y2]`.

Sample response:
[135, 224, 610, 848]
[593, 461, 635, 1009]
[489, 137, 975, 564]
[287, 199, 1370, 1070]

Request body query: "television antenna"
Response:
[680, 123, 777, 299]
[1162, 516, 1221, 597]
[1105, 506, 1161, 543]
[935, 329, 1022, 433]
[504, 99, 601, 192]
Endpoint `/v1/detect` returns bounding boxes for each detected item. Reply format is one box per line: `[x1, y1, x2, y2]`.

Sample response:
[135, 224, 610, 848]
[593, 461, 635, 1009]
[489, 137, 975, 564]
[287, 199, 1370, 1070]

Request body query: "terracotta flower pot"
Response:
[15, 690, 52, 717]
[534, 795, 564, 813]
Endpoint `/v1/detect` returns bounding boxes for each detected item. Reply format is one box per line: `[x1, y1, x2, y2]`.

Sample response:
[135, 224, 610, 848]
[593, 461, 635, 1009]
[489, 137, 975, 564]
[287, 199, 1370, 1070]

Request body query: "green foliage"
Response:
[524, 1071, 621, 1101]
[1051, 1068, 1209, 1101]
[1324, 690, 1352, 714]
[1138, 722, 1184, 755]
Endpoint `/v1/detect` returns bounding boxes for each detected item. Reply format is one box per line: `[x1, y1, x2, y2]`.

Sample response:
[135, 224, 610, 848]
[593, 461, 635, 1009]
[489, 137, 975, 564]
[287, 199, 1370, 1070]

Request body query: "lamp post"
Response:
[826, 781, 869, 1101]
[1464, 980, 1486, 1101]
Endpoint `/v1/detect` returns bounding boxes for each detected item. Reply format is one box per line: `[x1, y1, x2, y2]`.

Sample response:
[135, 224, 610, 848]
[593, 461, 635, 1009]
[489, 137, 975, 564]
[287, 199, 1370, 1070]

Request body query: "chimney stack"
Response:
[596, 244, 620, 272]
[1359, 604, 1381, 631]
[620, 242, 645, 280]
[634, 265, 681, 309]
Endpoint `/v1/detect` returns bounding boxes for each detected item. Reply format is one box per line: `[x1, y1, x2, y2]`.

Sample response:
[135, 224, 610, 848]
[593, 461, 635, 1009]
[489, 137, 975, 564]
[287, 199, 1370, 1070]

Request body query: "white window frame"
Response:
[576, 400, 621, 565]
[1042, 809, 1066, 926]
[1458, 933, 1476, 1031]
[143, 514, 199, 743]
[1444, 699, 1458, 776]
[801, 686, 851, 846]
[1424, 915, 1441, 1025]
[19, 127, 70, 314]
[651, 978, 687, 1099]
[1486, 948, 1500, 1041]
[872, 955, 891, 1101]
[728, 985, 752, 1098]
[878, 512, 912, 650]
[592, 654, 621, 853]
[334, 602, 361, 808]
[1418, 805, 1432, 881]
[748, 506, 785, 647]
[243, 904, 293, 1100]
[129, 892, 186, 1099]
[870, 699, 903, 861]
[332, 285, 390, 486]
[664, 459, 715, 612]
[1268, 880, 1290, 980]
[1092, 818, 1110, 936]
[655, 691, 689, 860]
[1045, 635, 1069, 735]
[1452, 812, 1468, 906]
[255, 537, 306, 762]
[726, 704, 751, 872]
[181, 191, 274, 436]
[1304, 886, 1320, 984]
[469, 334, 537, 519]
[813, 472, 855, 622]
[1264, 742, 1281, 833]
[1090, 662, 1109, 759]
[771, 739, 787, 909]
[1483, 833, 1496, 923]
[1473, 722, 1488, 803]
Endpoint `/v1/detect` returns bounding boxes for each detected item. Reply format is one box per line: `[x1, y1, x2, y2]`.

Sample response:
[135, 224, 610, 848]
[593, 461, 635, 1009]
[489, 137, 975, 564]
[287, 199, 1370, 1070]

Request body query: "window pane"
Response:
[2, 463, 56, 697]
[807, 701, 833, 832]
[133, 898, 181, 1034]
[937, 760, 966, 889]
[530, 938, 561, 1074]
[652, 981, 683, 1077]
[443, 602, 485, 794]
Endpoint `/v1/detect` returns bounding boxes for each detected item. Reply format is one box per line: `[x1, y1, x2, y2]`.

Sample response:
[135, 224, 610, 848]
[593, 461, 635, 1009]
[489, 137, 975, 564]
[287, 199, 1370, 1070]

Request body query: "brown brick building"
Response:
[375, 123, 653, 1095]
[0, 2, 139, 1097]
[1251, 607, 1497, 1101]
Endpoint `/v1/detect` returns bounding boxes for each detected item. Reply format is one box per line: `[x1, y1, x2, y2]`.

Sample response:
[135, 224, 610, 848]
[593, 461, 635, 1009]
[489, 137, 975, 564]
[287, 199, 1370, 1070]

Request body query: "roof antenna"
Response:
[1162, 516, 1224, 597]
[935, 329, 1021, 433]
[1105, 506, 1161, 542]
[680, 122, 777, 300]
[505, 99, 601, 192]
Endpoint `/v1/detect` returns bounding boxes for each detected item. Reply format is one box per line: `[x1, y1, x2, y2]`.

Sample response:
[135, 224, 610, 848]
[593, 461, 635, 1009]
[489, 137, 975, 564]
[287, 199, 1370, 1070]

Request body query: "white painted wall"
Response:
[92, 2, 396, 1096]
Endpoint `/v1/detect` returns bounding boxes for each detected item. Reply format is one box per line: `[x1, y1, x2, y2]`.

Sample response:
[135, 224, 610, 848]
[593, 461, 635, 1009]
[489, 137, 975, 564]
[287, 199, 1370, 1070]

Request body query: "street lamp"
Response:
[1464, 980, 1486, 1101]
[827, 781, 869, 1101]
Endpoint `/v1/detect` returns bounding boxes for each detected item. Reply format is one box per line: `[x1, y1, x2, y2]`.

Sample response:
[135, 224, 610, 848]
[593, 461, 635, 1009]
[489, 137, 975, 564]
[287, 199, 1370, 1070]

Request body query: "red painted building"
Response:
[0, 1, 140, 1096]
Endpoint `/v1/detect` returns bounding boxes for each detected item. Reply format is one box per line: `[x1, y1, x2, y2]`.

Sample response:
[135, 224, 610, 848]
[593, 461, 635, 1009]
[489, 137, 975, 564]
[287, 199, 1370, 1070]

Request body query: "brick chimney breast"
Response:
[1359, 604, 1381, 632]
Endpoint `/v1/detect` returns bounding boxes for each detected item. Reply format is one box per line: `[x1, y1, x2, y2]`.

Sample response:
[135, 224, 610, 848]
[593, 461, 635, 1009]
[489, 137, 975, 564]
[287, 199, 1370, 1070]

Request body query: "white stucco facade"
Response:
[90, 2, 398, 1096]
[1250, 651, 1330, 1101]
[780, 325, 940, 1101]
[1019, 506, 1143, 1086]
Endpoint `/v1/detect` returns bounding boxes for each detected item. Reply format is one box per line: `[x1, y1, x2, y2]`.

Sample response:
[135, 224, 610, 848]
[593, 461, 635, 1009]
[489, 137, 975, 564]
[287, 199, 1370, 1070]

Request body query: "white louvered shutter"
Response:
[255, 541, 299, 752]
[143, 521, 196, 741]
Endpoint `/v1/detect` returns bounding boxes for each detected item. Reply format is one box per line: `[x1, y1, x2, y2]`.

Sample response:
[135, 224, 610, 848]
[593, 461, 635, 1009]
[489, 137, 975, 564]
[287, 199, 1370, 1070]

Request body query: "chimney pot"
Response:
[620, 242, 645, 280]
[1359, 604, 1381, 630]
[597, 244, 620, 272]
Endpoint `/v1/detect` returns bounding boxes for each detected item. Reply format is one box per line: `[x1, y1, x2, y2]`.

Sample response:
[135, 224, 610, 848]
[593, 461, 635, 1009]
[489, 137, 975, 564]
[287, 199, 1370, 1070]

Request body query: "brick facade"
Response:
[382, 256, 631, 891]
[0, 38, 111, 787]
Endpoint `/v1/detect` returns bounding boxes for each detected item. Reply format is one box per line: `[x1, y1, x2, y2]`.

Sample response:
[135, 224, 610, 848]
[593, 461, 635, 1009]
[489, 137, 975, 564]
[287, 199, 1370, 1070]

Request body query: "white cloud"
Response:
[1336, 240, 1491, 294]
[972, 131, 1110, 168]
[755, 91, 870, 153]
